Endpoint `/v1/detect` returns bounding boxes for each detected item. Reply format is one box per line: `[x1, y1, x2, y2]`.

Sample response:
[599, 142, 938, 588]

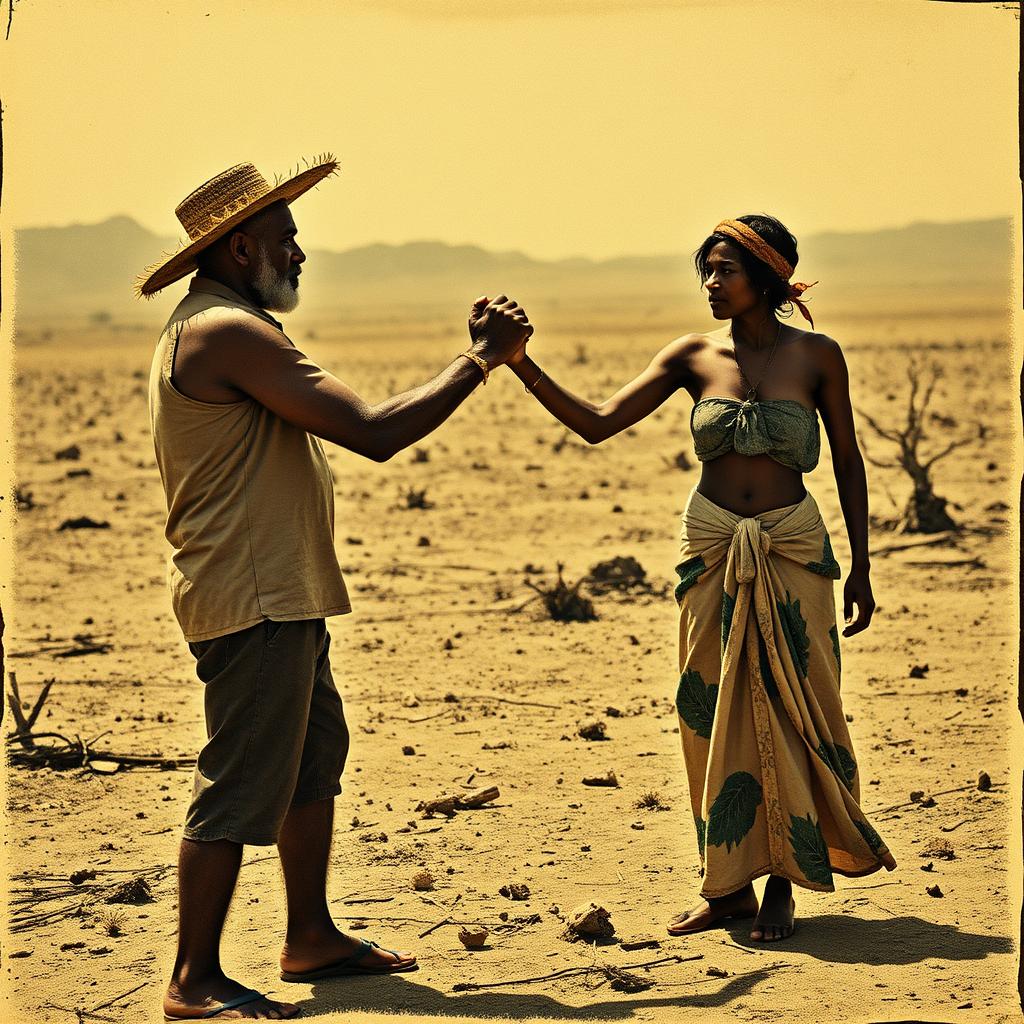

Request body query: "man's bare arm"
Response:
[203, 298, 530, 462]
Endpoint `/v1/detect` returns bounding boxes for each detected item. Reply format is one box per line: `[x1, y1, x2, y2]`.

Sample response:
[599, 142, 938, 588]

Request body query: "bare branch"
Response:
[863, 451, 901, 470]
[855, 407, 904, 445]
[922, 435, 973, 471]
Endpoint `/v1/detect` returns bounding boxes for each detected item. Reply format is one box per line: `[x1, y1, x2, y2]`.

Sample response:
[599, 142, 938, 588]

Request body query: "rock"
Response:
[918, 796, 936, 808]
[562, 902, 615, 941]
[411, 869, 434, 891]
[458, 926, 489, 949]
[921, 862, 934, 872]
[350, 920, 368, 930]
[925, 884, 944, 898]
[707, 966, 729, 978]
[402, 745, 416, 756]
[106, 877, 153, 905]
[582, 771, 619, 788]
[499, 883, 531, 901]
[55, 444, 81, 461]
[577, 720, 608, 741]
[909, 790, 925, 803]
[57, 517, 110, 531]
[70, 869, 97, 885]
[9, 950, 32, 959]
[908, 664, 929, 678]
[977, 771, 992, 791]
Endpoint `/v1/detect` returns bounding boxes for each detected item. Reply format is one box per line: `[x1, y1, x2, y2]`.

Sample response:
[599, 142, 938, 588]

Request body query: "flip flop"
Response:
[280, 939, 417, 982]
[163, 988, 284, 1021]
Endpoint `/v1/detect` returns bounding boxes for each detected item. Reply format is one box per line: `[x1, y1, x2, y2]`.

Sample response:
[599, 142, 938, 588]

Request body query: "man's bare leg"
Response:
[163, 838, 299, 1020]
[278, 798, 416, 974]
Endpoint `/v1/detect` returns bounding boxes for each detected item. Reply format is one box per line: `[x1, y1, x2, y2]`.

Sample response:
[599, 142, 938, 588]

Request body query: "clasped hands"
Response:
[467, 295, 533, 372]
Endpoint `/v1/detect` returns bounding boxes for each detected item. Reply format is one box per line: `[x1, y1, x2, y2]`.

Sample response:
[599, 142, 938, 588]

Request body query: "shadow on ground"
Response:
[286, 914, 1011, 1019]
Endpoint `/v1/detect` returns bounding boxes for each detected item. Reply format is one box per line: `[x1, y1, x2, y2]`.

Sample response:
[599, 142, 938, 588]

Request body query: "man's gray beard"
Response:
[251, 243, 300, 313]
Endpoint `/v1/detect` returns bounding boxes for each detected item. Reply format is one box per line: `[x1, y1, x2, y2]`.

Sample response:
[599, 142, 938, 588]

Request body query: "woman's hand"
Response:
[841, 566, 875, 637]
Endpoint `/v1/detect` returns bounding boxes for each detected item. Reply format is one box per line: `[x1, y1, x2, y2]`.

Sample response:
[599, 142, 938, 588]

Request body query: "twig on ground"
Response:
[451, 954, 702, 992]
[418, 893, 463, 938]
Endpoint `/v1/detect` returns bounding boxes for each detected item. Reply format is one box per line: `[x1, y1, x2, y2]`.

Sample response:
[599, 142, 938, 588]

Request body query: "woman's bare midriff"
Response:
[695, 450, 807, 517]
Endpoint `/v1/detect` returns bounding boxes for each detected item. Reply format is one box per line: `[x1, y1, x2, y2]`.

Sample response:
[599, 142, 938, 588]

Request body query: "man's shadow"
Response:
[289, 915, 1011, 1020]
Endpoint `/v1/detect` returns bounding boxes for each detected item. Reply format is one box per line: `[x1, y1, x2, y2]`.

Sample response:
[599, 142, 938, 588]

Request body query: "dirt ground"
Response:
[3, 304, 1021, 1023]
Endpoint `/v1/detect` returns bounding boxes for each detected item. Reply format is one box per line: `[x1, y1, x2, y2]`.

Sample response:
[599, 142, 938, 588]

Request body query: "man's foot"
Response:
[666, 883, 759, 935]
[281, 926, 416, 978]
[750, 875, 796, 941]
[164, 973, 299, 1020]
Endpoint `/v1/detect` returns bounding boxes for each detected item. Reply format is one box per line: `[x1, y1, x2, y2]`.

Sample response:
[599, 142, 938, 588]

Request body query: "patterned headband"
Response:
[713, 219, 818, 329]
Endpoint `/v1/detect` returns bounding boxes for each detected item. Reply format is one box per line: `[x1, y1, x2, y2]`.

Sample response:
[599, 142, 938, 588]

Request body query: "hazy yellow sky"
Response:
[2, 0, 1017, 260]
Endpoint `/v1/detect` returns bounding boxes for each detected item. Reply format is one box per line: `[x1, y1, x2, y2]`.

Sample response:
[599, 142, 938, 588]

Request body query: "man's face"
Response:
[245, 202, 306, 313]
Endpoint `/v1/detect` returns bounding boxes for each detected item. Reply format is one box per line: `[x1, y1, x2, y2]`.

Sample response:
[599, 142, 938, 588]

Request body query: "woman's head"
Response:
[694, 214, 799, 319]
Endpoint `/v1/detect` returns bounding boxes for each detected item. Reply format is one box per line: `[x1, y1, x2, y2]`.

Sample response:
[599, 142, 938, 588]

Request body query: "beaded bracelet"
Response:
[459, 349, 489, 384]
[524, 368, 545, 392]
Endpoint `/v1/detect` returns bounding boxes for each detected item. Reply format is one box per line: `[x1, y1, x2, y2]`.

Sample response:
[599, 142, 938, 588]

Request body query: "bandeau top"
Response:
[690, 397, 820, 473]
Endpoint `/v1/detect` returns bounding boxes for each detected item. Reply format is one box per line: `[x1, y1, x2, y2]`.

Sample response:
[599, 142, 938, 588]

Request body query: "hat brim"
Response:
[135, 156, 338, 298]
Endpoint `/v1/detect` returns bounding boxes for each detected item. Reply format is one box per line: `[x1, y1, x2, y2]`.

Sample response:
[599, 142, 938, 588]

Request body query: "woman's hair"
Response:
[693, 214, 799, 317]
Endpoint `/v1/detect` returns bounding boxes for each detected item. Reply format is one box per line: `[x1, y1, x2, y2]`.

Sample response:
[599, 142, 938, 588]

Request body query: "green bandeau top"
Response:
[690, 397, 820, 473]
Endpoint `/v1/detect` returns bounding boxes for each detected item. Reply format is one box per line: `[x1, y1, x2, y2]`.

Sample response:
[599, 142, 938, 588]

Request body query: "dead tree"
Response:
[857, 359, 973, 534]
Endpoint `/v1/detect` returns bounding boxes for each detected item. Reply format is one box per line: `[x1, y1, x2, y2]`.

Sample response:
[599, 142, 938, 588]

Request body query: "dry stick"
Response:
[418, 893, 463, 938]
[454, 953, 702, 991]
[476, 695, 560, 710]
[868, 781, 1000, 815]
[870, 532, 959, 557]
[86, 983, 148, 1015]
[399, 708, 456, 724]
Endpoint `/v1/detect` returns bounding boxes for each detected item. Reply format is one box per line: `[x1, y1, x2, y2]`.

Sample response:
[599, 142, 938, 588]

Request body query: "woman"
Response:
[503, 214, 897, 942]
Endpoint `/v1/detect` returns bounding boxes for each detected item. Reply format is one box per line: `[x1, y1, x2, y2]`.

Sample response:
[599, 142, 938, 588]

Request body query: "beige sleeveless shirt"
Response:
[148, 277, 351, 642]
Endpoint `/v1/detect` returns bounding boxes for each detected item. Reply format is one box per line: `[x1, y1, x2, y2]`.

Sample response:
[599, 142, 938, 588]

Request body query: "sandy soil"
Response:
[3, 306, 1021, 1023]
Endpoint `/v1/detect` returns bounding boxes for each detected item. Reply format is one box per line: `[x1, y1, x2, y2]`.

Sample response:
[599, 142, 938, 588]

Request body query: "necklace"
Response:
[733, 320, 783, 402]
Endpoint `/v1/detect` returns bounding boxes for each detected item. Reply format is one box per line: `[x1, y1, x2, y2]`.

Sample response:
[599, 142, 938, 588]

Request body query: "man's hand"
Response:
[468, 294, 532, 368]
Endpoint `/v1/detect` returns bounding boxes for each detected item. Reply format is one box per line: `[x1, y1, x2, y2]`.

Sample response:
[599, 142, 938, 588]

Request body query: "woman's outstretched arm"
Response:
[814, 335, 874, 637]
[507, 334, 702, 444]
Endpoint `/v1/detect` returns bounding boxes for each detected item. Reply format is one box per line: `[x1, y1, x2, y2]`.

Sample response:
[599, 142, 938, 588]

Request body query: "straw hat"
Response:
[135, 154, 339, 297]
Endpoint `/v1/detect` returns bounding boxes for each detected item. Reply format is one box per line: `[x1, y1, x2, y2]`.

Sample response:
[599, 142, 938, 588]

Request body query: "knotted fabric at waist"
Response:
[678, 487, 831, 588]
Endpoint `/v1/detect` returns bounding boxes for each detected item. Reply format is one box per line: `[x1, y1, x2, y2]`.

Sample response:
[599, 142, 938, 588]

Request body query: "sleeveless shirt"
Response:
[148, 277, 351, 642]
[690, 397, 820, 473]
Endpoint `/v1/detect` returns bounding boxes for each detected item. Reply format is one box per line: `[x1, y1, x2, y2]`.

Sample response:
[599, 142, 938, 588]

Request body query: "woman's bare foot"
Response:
[280, 925, 416, 976]
[666, 883, 759, 935]
[750, 875, 796, 941]
[164, 972, 299, 1020]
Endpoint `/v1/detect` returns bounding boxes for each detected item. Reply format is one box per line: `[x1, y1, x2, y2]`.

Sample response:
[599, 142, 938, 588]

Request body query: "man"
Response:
[140, 157, 531, 1021]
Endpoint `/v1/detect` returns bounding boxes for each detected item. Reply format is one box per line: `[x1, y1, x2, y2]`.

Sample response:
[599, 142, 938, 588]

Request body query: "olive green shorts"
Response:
[184, 618, 348, 845]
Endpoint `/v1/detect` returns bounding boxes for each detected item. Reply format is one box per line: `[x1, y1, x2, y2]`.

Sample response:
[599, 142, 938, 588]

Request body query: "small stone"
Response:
[977, 771, 992, 791]
[9, 950, 32, 959]
[411, 869, 434, 891]
[909, 664, 929, 678]
[458, 926, 489, 949]
[402, 745, 416, 756]
[562, 902, 615, 941]
[926, 884, 944, 898]
[577, 720, 608, 741]
[499, 883, 531, 901]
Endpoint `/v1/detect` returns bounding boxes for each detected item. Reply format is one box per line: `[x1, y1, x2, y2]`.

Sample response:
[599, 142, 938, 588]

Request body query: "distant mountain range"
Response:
[11, 215, 1012, 325]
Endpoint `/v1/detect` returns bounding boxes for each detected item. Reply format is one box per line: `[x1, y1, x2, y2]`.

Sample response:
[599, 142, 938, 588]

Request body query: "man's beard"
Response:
[251, 243, 300, 313]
